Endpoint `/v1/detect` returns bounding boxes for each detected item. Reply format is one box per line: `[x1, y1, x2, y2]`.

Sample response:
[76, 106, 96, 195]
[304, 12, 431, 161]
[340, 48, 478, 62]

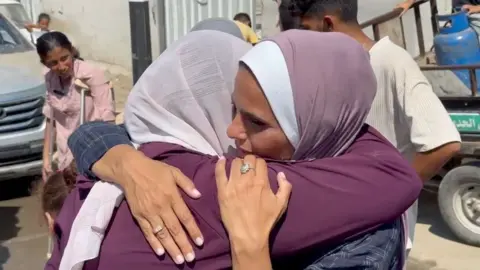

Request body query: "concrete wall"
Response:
[39, 0, 132, 69]
[38, 0, 162, 71]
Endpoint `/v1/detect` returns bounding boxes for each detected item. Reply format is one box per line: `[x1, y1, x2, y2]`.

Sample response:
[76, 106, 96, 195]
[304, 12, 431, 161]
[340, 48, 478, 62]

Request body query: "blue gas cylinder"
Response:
[434, 11, 480, 92]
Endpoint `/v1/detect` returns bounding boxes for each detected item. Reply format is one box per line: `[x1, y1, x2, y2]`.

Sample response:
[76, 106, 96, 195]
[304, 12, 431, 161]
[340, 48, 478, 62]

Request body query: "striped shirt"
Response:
[366, 37, 461, 250]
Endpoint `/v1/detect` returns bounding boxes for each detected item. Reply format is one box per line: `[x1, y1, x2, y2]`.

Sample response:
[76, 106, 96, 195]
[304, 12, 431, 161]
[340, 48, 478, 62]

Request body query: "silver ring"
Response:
[153, 225, 164, 235]
[240, 163, 255, 175]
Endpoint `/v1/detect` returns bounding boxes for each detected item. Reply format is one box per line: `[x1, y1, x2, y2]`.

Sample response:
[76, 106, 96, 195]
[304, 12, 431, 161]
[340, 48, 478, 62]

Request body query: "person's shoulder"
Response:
[370, 37, 415, 67]
[139, 142, 213, 163]
[75, 60, 107, 82]
[75, 60, 102, 74]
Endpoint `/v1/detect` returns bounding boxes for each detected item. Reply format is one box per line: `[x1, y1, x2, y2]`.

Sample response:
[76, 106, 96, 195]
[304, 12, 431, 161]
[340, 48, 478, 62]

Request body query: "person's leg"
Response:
[405, 201, 418, 258]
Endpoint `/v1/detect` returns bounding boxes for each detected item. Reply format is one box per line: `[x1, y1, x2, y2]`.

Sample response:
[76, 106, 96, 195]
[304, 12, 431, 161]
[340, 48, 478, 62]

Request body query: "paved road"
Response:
[0, 177, 478, 270]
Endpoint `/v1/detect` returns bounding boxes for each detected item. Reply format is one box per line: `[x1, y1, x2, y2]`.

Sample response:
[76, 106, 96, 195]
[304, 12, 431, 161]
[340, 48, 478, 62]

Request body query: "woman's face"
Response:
[227, 65, 294, 160]
[42, 46, 74, 78]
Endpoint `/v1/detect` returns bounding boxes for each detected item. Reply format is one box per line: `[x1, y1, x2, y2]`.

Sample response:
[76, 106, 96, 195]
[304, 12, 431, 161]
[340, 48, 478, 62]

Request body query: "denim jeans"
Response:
[304, 218, 404, 270]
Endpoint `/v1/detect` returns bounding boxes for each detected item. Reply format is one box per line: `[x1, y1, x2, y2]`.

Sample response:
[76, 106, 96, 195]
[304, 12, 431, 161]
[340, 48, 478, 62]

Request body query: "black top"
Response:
[453, 0, 480, 7]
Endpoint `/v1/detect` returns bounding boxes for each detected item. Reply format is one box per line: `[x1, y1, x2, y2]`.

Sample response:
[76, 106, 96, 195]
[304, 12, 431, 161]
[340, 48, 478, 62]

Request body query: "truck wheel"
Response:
[438, 163, 480, 247]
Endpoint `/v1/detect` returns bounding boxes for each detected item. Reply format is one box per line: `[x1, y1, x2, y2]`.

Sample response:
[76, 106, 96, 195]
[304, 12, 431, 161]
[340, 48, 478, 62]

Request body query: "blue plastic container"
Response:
[434, 11, 480, 92]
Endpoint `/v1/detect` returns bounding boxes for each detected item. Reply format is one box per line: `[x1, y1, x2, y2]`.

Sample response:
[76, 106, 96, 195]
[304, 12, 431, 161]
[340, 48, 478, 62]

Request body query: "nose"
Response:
[227, 114, 247, 140]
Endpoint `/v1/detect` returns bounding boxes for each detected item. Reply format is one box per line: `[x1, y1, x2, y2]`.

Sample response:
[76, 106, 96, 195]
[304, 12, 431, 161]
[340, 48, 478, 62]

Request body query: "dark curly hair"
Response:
[38, 162, 77, 215]
[288, 0, 358, 24]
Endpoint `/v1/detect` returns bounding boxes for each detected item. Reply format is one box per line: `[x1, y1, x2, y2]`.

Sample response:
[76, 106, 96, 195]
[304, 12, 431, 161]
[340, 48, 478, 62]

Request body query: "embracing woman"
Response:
[48, 30, 421, 270]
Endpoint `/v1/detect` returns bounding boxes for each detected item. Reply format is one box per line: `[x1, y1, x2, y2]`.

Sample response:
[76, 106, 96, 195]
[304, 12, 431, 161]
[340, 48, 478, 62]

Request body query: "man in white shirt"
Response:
[285, 0, 461, 254]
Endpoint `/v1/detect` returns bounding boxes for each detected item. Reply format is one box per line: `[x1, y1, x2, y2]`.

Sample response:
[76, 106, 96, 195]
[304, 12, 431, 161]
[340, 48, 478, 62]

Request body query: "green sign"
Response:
[450, 113, 480, 133]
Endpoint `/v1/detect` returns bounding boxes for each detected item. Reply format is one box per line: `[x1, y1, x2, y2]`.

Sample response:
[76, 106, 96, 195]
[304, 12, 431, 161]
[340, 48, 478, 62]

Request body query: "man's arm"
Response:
[462, 4, 480, 14]
[67, 121, 133, 179]
[412, 143, 460, 181]
[398, 57, 461, 182]
[396, 0, 415, 15]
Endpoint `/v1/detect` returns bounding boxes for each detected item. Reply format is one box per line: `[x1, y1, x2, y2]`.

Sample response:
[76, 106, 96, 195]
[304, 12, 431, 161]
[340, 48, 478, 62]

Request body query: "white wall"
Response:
[36, 0, 165, 70]
[39, 0, 132, 69]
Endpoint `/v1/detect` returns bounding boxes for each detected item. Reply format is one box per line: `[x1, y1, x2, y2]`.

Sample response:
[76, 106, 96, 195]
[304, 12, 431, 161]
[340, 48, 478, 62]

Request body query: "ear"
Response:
[323, 16, 335, 32]
[45, 212, 54, 233]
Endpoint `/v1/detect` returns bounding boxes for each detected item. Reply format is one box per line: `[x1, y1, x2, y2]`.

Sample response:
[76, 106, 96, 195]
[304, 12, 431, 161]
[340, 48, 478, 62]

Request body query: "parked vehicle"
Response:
[361, 0, 480, 247]
[0, 0, 35, 43]
[0, 13, 46, 181]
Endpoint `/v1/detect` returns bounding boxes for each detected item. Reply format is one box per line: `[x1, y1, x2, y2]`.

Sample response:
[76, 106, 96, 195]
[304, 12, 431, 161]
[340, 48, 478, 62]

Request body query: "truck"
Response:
[361, 0, 480, 247]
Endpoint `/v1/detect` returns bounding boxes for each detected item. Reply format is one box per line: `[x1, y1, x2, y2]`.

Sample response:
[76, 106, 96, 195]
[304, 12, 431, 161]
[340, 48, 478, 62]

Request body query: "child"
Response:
[25, 13, 51, 32]
[25, 13, 51, 43]
[233, 12, 260, 44]
[39, 162, 77, 233]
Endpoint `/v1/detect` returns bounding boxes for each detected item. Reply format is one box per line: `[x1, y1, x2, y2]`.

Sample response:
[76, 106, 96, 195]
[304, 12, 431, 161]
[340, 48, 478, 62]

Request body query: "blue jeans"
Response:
[304, 218, 404, 270]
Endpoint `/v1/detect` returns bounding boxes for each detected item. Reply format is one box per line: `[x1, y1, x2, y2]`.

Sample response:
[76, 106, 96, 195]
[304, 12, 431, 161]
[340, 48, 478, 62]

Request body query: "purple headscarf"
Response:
[241, 30, 377, 159]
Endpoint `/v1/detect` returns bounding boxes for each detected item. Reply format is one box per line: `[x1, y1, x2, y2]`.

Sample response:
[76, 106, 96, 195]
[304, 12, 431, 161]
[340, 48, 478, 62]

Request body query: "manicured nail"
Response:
[155, 248, 165, 256]
[185, 252, 195, 262]
[278, 172, 286, 179]
[191, 188, 201, 198]
[195, 237, 204, 246]
[219, 156, 225, 160]
[175, 255, 185, 264]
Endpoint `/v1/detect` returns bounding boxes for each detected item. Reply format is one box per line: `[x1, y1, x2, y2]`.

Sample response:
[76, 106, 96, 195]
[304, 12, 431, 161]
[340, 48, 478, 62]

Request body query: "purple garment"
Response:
[46, 126, 421, 270]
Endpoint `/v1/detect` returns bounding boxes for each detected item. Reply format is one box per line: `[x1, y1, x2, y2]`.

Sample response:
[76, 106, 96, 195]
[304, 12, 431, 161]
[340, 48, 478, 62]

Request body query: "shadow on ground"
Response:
[0, 177, 35, 270]
[0, 207, 20, 270]
[407, 257, 448, 270]
[416, 190, 460, 243]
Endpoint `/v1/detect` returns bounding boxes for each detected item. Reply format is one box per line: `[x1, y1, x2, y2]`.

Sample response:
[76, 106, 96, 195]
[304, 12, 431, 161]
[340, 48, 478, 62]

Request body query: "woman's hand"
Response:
[42, 161, 52, 181]
[215, 155, 292, 270]
[463, 4, 480, 15]
[100, 145, 204, 264]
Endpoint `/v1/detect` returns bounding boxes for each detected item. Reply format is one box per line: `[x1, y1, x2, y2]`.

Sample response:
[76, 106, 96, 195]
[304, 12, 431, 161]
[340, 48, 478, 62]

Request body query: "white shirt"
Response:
[367, 37, 461, 249]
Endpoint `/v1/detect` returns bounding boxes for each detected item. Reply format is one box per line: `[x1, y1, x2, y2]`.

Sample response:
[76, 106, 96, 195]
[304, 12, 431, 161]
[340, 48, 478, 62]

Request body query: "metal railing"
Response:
[360, 0, 432, 57]
[361, 0, 480, 96]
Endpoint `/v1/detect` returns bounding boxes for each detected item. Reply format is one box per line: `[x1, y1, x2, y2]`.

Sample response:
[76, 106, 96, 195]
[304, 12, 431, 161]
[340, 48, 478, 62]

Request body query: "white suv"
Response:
[0, 13, 46, 181]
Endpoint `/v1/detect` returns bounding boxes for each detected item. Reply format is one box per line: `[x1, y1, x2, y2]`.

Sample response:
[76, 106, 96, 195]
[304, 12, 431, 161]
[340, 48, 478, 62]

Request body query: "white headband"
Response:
[240, 41, 299, 148]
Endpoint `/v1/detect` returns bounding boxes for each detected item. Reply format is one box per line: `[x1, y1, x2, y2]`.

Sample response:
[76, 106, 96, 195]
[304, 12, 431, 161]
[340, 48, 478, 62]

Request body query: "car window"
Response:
[0, 3, 31, 28]
[0, 13, 33, 54]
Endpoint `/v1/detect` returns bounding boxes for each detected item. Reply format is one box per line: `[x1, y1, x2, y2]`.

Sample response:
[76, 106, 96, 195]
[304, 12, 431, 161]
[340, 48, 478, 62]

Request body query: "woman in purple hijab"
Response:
[48, 30, 421, 270]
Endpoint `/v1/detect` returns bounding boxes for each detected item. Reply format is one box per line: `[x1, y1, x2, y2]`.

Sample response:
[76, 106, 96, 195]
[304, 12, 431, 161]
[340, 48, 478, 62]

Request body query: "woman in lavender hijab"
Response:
[51, 30, 421, 270]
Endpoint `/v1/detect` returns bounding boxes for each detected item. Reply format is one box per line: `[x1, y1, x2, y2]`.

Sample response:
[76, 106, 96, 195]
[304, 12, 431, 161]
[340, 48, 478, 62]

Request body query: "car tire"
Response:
[438, 163, 480, 247]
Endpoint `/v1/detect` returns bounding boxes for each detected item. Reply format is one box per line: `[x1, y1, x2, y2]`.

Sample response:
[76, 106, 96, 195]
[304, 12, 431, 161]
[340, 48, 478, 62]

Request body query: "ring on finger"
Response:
[153, 225, 164, 236]
[240, 162, 255, 175]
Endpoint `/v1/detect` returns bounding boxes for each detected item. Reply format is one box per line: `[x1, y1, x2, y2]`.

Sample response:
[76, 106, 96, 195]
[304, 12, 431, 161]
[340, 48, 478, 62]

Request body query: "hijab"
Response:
[190, 18, 245, 42]
[240, 30, 377, 159]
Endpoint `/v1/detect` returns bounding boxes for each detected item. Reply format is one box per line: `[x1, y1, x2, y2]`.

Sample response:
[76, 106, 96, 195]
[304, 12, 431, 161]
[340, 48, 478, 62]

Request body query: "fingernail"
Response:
[219, 156, 225, 160]
[155, 248, 165, 256]
[278, 172, 286, 179]
[195, 237, 204, 246]
[185, 252, 195, 262]
[175, 255, 185, 264]
[191, 188, 201, 198]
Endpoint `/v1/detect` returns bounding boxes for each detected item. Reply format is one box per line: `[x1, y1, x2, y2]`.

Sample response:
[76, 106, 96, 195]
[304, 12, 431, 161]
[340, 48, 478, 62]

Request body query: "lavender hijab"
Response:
[241, 30, 377, 159]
